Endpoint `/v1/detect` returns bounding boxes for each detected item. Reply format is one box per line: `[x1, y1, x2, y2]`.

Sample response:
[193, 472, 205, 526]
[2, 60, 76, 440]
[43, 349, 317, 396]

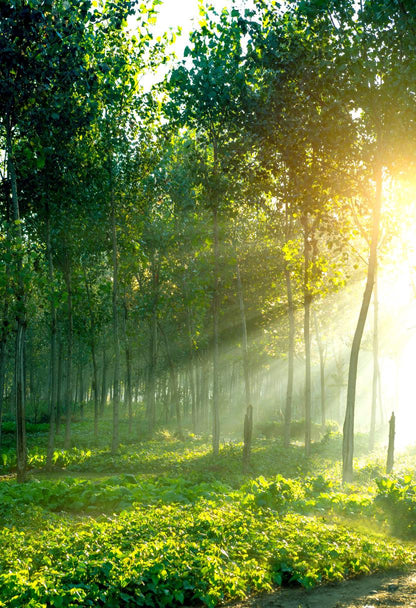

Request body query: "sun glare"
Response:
[375, 177, 416, 449]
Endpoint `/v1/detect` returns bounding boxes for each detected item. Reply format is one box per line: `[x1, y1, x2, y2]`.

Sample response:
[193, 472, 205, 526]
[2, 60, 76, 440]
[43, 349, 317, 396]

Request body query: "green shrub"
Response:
[376, 475, 416, 538]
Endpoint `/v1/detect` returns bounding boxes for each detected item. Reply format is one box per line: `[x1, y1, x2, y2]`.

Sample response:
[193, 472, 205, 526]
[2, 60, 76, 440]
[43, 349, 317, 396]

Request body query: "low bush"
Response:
[376, 475, 416, 538]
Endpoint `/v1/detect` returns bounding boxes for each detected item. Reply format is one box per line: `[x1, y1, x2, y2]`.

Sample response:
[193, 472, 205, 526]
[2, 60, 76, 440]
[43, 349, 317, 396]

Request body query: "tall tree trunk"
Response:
[369, 268, 379, 451]
[46, 215, 58, 468]
[343, 154, 382, 483]
[100, 346, 107, 415]
[0, 335, 6, 451]
[212, 204, 220, 456]
[386, 411, 395, 474]
[243, 404, 253, 472]
[146, 256, 158, 434]
[123, 292, 133, 435]
[303, 216, 312, 457]
[0, 265, 10, 451]
[313, 309, 326, 428]
[195, 356, 202, 430]
[111, 193, 120, 454]
[188, 365, 196, 430]
[284, 262, 295, 448]
[236, 260, 251, 409]
[186, 307, 197, 433]
[79, 363, 84, 419]
[56, 335, 63, 433]
[64, 258, 73, 450]
[6, 117, 26, 482]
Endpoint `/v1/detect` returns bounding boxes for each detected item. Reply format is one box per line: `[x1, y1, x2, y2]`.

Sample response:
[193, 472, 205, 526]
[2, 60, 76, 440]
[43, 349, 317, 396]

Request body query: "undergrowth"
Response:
[0, 415, 415, 606]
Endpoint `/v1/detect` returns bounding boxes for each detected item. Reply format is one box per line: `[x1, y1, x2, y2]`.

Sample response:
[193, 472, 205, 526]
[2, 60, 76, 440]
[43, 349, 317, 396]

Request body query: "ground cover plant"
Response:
[1, 416, 416, 607]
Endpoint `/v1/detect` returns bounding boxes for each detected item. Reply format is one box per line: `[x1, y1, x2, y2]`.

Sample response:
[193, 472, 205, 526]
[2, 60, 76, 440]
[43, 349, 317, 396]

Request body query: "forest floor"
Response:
[228, 569, 416, 608]
[1, 420, 416, 607]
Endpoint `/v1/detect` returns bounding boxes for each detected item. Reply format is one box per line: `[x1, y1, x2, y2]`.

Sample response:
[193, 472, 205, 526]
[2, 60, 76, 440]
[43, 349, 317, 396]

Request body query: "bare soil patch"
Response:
[227, 569, 416, 608]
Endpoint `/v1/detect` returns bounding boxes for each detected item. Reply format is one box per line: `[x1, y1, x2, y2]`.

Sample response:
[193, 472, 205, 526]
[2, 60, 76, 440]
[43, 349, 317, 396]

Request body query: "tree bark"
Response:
[111, 191, 120, 454]
[56, 335, 63, 433]
[284, 262, 295, 448]
[123, 292, 133, 435]
[0, 335, 6, 451]
[79, 362, 84, 419]
[212, 204, 220, 456]
[313, 308, 326, 428]
[236, 259, 251, 409]
[46, 214, 58, 468]
[369, 268, 379, 451]
[0, 262, 10, 451]
[386, 411, 395, 474]
[243, 404, 253, 472]
[6, 117, 26, 482]
[100, 346, 108, 415]
[343, 154, 382, 483]
[64, 258, 73, 451]
[146, 255, 158, 435]
[303, 216, 312, 457]
[186, 307, 197, 433]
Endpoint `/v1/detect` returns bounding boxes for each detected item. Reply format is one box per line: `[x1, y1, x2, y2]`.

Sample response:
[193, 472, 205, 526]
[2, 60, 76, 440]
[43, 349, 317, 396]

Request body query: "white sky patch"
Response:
[131, 0, 255, 89]
[151, 0, 253, 54]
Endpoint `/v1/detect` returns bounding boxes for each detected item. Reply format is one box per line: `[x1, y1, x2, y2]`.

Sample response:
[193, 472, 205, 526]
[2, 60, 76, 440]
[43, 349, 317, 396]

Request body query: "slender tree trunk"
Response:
[343, 154, 382, 483]
[212, 204, 220, 456]
[186, 307, 197, 433]
[195, 357, 202, 430]
[56, 335, 63, 433]
[28, 332, 35, 415]
[111, 193, 120, 454]
[123, 293, 133, 435]
[313, 309, 326, 428]
[284, 262, 295, 448]
[0, 336, 6, 451]
[200, 353, 209, 431]
[303, 217, 312, 456]
[369, 269, 379, 451]
[46, 215, 58, 468]
[170, 366, 183, 439]
[79, 363, 84, 419]
[243, 404, 253, 472]
[100, 346, 107, 415]
[146, 256, 158, 434]
[188, 365, 196, 432]
[386, 411, 395, 474]
[236, 260, 251, 408]
[91, 343, 99, 436]
[6, 118, 26, 482]
[64, 259, 73, 450]
[0, 269, 10, 451]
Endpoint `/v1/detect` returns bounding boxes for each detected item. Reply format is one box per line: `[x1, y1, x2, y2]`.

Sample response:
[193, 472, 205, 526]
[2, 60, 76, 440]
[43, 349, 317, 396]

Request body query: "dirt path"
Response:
[227, 569, 416, 608]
